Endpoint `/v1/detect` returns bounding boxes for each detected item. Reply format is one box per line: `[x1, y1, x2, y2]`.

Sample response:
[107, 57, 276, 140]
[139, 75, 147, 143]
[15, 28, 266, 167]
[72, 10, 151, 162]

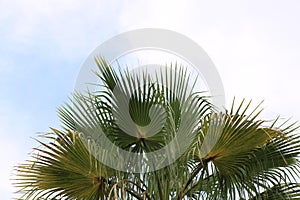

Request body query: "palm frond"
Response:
[182, 99, 300, 199]
[14, 129, 113, 200]
[58, 57, 211, 155]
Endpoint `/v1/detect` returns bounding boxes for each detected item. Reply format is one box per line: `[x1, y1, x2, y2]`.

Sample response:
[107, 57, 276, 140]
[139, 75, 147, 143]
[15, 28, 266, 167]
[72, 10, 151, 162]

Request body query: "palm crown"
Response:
[15, 57, 300, 199]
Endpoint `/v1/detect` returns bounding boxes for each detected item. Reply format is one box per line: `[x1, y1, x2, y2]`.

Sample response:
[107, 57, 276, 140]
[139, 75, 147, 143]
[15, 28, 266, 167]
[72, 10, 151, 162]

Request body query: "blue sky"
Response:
[1, 0, 300, 199]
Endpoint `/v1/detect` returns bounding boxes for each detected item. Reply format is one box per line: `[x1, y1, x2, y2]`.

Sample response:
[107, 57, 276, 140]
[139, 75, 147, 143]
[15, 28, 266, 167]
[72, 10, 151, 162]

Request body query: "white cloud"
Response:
[0, 0, 126, 59]
[118, 0, 191, 32]
[117, 0, 300, 120]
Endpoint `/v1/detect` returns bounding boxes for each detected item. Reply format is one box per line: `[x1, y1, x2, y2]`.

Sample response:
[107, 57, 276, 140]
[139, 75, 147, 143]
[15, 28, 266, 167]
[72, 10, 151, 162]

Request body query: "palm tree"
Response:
[15, 58, 300, 199]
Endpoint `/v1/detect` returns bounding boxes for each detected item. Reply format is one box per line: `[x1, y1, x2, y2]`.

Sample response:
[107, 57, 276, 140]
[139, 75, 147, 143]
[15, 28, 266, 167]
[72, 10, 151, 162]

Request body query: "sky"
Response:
[1, 0, 300, 199]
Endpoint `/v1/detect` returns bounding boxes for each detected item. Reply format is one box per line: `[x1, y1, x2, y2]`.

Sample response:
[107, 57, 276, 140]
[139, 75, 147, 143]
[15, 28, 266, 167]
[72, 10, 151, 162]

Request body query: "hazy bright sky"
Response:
[1, 0, 300, 199]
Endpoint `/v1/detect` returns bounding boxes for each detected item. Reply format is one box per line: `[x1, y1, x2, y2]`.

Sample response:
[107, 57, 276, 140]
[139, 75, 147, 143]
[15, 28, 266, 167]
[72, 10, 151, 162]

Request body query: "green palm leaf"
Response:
[182, 99, 300, 199]
[15, 129, 112, 200]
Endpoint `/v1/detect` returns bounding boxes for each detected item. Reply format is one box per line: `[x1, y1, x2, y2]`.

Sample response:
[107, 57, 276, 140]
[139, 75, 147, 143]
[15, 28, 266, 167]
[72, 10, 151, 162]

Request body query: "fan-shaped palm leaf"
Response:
[15, 129, 113, 199]
[180, 100, 300, 199]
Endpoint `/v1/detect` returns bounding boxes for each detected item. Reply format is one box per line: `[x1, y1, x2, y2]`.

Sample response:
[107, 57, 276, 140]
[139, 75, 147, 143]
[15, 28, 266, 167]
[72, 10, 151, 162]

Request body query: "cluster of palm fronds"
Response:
[15, 58, 300, 199]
